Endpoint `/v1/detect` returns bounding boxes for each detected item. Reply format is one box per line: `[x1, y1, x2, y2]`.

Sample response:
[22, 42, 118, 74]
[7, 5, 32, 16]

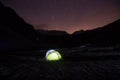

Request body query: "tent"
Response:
[45, 49, 62, 61]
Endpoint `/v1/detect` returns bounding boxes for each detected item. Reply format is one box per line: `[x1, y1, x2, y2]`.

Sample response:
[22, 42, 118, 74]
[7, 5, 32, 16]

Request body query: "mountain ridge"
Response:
[69, 19, 120, 47]
[0, 1, 38, 50]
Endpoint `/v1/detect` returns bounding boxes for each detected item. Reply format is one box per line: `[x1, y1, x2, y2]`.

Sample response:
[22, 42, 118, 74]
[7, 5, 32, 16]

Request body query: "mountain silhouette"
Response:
[37, 29, 69, 48]
[0, 2, 37, 40]
[36, 19, 120, 48]
[0, 2, 38, 50]
[70, 19, 120, 47]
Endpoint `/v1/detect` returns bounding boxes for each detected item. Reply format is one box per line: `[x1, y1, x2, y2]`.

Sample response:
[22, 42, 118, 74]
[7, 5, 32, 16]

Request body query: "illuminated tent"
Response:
[45, 49, 62, 61]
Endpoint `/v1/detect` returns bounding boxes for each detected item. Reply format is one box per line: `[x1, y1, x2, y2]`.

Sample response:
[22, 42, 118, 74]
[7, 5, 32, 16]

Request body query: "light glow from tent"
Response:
[46, 49, 62, 61]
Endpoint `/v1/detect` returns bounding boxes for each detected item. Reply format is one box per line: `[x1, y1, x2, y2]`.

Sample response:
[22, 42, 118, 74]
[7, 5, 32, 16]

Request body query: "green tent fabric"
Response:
[46, 49, 62, 61]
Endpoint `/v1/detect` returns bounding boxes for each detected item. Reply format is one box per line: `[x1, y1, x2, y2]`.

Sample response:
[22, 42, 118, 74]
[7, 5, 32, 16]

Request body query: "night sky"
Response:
[1, 0, 120, 33]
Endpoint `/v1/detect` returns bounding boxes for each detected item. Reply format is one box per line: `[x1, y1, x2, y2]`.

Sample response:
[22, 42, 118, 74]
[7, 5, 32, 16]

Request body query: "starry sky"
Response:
[1, 0, 120, 33]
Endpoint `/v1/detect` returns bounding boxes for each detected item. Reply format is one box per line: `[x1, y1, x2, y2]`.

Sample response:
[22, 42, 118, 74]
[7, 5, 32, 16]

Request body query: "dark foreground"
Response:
[0, 51, 120, 80]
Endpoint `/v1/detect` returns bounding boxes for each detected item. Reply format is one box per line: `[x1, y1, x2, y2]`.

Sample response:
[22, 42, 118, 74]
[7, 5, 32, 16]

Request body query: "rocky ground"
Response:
[0, 50, 120, 80]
